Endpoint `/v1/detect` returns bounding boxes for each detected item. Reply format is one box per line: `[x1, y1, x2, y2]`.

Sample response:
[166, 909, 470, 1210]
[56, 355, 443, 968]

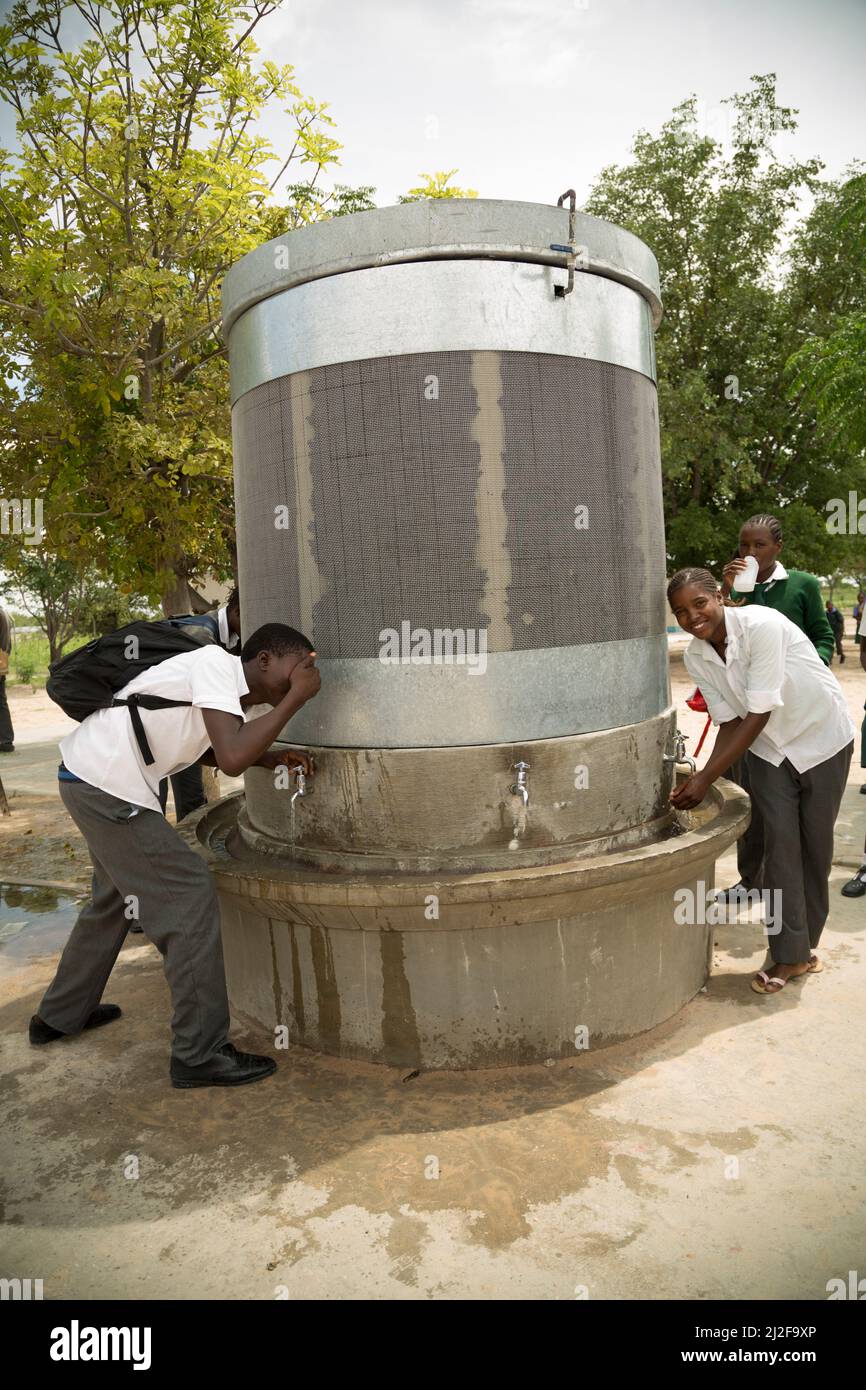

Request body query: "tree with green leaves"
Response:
[397, 169, 477, 203]
[781, 167, 866, 587]
[0, 0, 373, 612]
[787, 170, 866, 458]
[3, 550, 101, 663]
[583, 73, 865, 576]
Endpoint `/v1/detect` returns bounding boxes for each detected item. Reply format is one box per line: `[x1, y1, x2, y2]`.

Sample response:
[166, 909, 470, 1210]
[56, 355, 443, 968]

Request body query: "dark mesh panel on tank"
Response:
[497, 353, 667, 645]
[232, 350, 666, 657]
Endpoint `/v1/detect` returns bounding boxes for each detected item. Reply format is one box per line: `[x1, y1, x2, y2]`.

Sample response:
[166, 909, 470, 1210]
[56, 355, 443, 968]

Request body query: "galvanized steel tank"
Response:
[223, 199, 672, 871]
[193, 199, 749, 1068]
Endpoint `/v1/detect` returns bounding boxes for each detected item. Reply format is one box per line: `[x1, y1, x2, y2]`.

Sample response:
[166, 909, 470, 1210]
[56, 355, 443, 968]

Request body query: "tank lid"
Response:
[221, 198, 662, 336]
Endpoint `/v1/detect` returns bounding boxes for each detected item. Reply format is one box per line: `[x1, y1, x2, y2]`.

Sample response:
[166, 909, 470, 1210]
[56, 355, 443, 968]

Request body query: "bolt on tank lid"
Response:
[221, 197, 663, 337]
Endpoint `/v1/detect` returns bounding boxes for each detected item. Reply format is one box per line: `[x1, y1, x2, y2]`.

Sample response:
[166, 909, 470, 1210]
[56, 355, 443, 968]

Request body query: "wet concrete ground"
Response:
[1, 832, 864, 1301]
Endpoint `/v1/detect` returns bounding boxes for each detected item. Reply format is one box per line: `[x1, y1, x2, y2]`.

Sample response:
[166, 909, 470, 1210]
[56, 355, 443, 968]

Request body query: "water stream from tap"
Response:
[508, 793, 528, 851]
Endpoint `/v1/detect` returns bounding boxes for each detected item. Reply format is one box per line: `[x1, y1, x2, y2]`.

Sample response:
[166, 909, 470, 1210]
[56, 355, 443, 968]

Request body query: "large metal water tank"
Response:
[223, 200, 671, 872]
[194, 200, 747, 1068]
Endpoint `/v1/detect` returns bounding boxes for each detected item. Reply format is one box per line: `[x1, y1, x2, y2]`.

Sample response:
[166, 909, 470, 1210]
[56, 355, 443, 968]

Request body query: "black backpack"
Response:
[47, 618, 221, 766]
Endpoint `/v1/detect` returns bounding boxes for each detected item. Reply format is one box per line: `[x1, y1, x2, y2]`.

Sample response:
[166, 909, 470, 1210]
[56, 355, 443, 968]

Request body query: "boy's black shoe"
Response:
[170, 1042, 277, 1089]
[714, 879, 753, 903]
[841, 867, 866, 898]
[29, 1004, 122, 1045]
[0, 743, 14, 753]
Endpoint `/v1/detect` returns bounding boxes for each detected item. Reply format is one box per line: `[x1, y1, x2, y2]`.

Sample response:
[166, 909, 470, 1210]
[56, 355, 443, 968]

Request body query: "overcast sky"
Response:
[258, 0, 866, 206]
[0, 0, 862, 207]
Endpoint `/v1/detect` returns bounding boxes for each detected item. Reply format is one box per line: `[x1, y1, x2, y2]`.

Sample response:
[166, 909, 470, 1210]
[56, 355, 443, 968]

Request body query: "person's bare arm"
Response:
[670, 711, 771, 810]
[198, 745, 314, 775]
[200, 655, 320, 777]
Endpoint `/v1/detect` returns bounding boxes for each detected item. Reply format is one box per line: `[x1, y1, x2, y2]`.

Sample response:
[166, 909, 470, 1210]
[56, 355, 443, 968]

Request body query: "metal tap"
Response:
[290, 769, 307, 807]
[663, 730, 696, 774]
[510, 760, 530, 806]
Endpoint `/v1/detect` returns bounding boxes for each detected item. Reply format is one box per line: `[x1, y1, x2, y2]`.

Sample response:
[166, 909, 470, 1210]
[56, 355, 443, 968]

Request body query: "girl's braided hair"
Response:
[743, 513, 782, 543]
[666, 567, 741, 609]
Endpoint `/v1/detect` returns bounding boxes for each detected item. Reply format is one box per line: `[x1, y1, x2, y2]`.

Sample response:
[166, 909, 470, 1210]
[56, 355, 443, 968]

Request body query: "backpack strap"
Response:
[112, 693, 193, 766]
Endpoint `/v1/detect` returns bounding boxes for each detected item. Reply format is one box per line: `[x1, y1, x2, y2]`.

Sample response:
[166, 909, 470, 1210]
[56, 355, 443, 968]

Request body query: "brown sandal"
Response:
[751, 971, 787, 994]
[751, 957, 821, 994]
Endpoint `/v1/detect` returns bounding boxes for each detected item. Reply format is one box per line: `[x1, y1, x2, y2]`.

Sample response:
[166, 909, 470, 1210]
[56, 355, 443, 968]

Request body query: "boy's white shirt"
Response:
[684, 605, 855, 774]
[60, 645, 249, 811]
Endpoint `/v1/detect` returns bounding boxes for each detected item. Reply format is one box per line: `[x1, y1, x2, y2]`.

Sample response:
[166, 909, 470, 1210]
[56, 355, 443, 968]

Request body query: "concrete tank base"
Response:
[182, 782, 750, 1069]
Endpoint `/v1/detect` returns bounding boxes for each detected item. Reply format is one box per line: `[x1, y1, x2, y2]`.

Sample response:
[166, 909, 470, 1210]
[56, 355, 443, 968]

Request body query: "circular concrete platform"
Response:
[182, 780, 750, 1069]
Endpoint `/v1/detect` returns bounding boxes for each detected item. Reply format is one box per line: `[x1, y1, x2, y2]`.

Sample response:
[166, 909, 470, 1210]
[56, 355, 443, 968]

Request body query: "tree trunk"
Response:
[46, 620, 63, 667]
[161, 569, 193, 618]
[187, 583, 214, 614]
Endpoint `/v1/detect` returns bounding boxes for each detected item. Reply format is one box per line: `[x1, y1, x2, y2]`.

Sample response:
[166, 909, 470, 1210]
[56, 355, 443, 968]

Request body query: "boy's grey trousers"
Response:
[38, 780, 230, 1065]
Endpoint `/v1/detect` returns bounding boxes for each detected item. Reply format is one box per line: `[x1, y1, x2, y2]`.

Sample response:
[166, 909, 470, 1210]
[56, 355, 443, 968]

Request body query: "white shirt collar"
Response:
[762, 560, 787, 587]
[688, 603, 746, 666]
[217, 605, 239, 649]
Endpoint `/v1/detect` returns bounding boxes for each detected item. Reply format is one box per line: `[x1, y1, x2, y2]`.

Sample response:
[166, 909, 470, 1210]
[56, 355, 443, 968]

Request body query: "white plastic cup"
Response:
[735, 555, 759, 593]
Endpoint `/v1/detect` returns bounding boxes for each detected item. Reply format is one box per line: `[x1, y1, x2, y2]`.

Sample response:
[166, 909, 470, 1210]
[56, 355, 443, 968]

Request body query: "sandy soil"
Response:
[0, 687, 182, 885]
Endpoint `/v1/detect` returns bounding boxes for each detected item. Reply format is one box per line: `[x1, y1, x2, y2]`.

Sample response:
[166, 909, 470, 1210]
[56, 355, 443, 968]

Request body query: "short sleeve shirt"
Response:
[60, 646, 249, 810]
[683, 606, 855, 772]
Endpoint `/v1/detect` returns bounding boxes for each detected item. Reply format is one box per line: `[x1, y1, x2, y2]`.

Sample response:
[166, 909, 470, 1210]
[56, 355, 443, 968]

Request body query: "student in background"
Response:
[716, 513, 834, 904]
[0, 599, 13, 753]
[861, 603, 866, 797]
[842, 607, 866, 892]
[171, 587, 242, 655]
[825, 600, 845, 664]
[721, 516, 834, 659]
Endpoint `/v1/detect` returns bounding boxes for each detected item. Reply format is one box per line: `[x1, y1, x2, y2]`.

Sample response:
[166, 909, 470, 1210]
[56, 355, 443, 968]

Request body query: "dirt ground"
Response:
[0, 684, 214, 885]
[2, 840, 865, 1300]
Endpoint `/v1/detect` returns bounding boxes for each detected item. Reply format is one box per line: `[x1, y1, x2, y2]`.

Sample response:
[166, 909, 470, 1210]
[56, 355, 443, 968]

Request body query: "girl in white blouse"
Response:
[667, 567, 855, 995]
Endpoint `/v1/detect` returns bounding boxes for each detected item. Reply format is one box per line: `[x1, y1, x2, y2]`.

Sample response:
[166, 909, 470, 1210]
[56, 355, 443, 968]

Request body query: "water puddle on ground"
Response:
[0, 882, 82, 976]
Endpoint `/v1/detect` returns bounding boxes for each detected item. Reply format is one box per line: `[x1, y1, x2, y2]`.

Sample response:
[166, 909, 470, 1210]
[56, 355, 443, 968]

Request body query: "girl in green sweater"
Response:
[713, 513, 835, 904]
[720, 513, 834, 662]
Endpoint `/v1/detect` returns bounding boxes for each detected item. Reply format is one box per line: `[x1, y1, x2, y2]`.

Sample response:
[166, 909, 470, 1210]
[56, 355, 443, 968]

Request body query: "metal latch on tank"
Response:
[550, 189, 588, 298]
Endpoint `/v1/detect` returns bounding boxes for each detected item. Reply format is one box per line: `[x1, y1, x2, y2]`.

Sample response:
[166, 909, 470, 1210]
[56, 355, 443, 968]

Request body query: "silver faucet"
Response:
[290, 769, 307, 807]
[663, 730, 697, 774]
[510, 760, 530, 807]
